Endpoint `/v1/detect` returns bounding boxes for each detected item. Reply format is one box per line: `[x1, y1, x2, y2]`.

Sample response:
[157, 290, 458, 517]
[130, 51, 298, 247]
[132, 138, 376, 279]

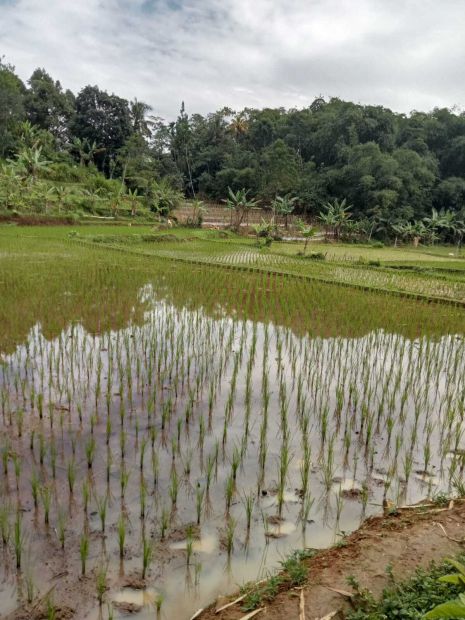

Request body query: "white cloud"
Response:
[1, 0, 464, 119]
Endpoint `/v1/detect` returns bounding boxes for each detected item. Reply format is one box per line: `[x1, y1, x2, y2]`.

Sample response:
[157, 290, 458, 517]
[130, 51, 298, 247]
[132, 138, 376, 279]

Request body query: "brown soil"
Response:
[199, 501, 465, 620]
[4, 500, 465, 620]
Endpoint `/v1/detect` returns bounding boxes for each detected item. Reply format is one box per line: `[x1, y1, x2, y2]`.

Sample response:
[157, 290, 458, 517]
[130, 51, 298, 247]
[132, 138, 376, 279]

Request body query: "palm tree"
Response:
[50, 185, 71, 213]
[150, 179, 183, 217]
[446, 214, 465, 256]
[318, 198, 352, 240]
[0, 165, 20, 210]
[271, 195, 297, 230]
[12, 147, 51, 182]
[71, 138, 104, 167]
[229, 113, 249, 139]
[222, 188, 258, 231]
[83, 188, 104, 212]
[187, 199, 207, 227]
[126, 188, 140, 216]
[19, 121, 41, 148]
[130, 99, 153, 137]
[252, 219, 274, 247]
[423, 208, 449, 244]
[392, 220, 427, 246]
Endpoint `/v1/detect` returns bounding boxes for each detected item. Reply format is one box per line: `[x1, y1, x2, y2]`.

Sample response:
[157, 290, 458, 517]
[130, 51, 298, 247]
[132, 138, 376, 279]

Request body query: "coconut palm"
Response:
[130, 99, 153, 137]
[229, 112, 249, 139]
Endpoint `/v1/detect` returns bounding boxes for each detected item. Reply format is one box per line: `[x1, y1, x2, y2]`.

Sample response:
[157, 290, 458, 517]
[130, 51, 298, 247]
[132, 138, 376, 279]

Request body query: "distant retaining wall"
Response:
[173, 202, 300, 227]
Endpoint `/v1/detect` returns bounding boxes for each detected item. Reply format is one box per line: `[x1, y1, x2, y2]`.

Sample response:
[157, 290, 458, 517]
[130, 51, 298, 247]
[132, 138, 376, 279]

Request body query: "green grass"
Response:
[2, 225, 465, 313]
[1, 225, 464, 355]
[62, 229, 465, 304]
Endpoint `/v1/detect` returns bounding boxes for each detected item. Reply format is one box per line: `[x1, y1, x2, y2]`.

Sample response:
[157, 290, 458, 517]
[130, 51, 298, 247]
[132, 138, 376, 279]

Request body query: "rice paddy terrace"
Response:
[1, 225, 465, 619]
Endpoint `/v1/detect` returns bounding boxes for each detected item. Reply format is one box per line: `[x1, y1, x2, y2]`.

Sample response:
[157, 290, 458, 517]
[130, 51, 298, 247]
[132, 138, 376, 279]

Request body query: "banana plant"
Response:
[425, 559, 465, 618]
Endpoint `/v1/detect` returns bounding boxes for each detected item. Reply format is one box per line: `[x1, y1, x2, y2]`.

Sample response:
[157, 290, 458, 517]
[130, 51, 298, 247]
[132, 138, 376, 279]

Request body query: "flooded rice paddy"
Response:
[1, 237, 465, 619]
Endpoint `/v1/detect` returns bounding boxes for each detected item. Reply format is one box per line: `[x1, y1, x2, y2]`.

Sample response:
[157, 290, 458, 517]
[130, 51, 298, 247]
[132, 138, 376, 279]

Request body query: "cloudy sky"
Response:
[1, 0, 464, 119]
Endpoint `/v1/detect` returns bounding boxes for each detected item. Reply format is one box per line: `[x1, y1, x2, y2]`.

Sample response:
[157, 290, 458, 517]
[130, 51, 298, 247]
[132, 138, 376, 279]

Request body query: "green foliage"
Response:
[424, 595, 465, 619]
[252, 219, 274, 247]
[2, 57, 465, 233]
[148, 179, 183, 215]
[346, 558, 465, 620]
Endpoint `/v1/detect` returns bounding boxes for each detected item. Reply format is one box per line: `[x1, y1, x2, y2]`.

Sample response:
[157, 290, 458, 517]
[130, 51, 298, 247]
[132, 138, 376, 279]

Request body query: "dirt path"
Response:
[198, 501, 465, 620]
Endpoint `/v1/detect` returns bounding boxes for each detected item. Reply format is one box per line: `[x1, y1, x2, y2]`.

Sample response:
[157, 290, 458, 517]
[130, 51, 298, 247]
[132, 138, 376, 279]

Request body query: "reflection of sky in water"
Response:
[1, 288, 465, 620]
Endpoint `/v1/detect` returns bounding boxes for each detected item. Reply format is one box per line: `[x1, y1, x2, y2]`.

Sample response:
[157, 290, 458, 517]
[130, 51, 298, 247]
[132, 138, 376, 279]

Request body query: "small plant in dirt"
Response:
[80, 531, 89, 575]
[281, 551, 309, 586]
[13, 511, 23, 570]
[117, 514, 126, 559]
[46, 594, 56, 620]
[96, 493, 108, 532]
[155, 593, 164, 616]
[241, 574, 283, 611]
[142, 535, 153, 579]
[56, 506, 67, 549]
[96, 564, 108, 607]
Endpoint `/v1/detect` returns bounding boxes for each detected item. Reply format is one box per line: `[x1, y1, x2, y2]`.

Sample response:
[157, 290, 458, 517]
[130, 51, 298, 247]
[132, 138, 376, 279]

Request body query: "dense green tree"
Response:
[0, 59, 25, 157]
[3, 56, 465, 235]
[434, 177, 465, 212]
[71, 86, 133, 172]
[24, 69, 74, 143]
[260, 139, 300, 199]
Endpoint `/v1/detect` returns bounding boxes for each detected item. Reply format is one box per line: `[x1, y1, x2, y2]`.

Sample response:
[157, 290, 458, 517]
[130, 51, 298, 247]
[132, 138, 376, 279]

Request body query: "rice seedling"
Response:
[67, 459, 76, 495]
[169, 467, 179, 510]
[195, 485, 204, 525]
[225, 517, 236, 557]
[141, 534, 153, 579]
[155, 593, 164, 616]
[120, 467, 130, 500]
[56, 506, 67, 549]
[0, 503, 10, 545]
[12, 452, 21, 491]
[186, 527, 194, 566]
[224, 474, 235, 515]
[85, 437, 96, 469]
[139, 477, 147, 520]
[117, 514, 126, 559]
[242, 492, 255, 534]
[79, 530, 89, 575]
[13, 510, 23, 570]
[46, 594, 56, 620]
[96, 493, 108, 533]
[3, 230, 465, 618]
[96, 564, 108, 607]
[80, 478, 90, 516]
[40, 484, 52, 526]
[24, 565, 35, 604]
[160, 505, 169, 540]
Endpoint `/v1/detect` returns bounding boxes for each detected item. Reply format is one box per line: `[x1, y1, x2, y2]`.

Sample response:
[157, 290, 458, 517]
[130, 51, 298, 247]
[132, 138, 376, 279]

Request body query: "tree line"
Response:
[1, 57, 465, 241]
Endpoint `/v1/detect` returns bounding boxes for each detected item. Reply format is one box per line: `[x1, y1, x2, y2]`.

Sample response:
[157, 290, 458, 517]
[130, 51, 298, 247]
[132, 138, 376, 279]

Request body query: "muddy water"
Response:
[1, 285, 464, 619]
